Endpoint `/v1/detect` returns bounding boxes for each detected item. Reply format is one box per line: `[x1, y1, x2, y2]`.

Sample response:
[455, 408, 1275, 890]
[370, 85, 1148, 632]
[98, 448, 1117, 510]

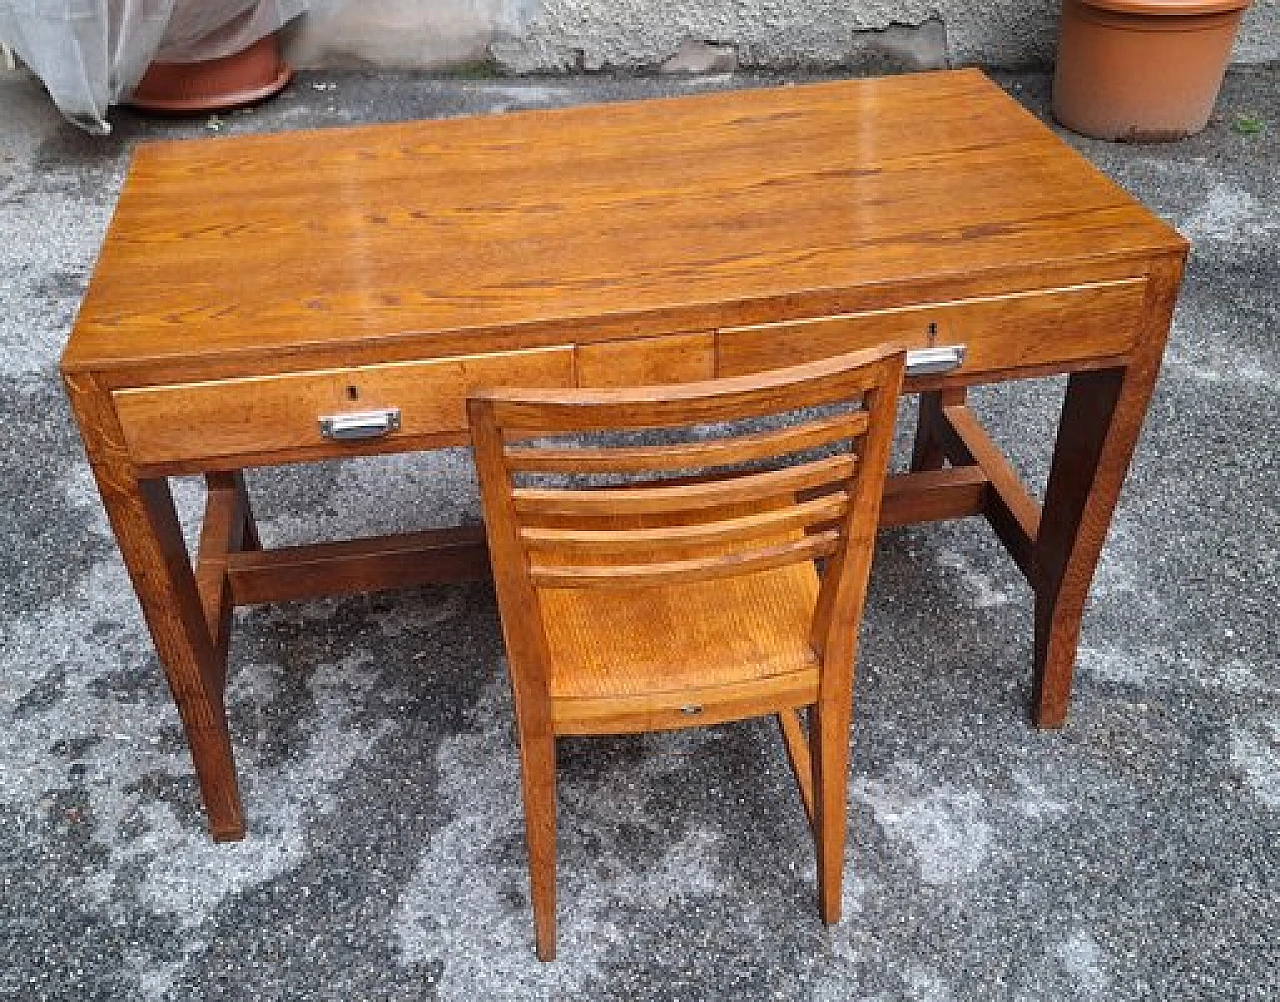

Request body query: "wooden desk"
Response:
[62, 70, 1187, 840]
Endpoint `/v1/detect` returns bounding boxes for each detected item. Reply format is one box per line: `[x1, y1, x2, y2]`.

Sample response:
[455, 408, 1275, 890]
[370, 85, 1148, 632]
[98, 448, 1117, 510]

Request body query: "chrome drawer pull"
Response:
[905, 344, 966, 377]
[319, 408, 402, 441]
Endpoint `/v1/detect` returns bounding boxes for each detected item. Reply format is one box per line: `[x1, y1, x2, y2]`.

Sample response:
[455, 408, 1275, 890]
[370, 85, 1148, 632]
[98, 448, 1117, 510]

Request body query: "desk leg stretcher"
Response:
[63, 427, 1138, 841]
[66, 252, 1180, 839]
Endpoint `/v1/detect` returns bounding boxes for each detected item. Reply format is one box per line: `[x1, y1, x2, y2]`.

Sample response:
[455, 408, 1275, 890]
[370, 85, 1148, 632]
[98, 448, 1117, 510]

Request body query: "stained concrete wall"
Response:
[284, 0, 1280, 72]
[285, 0, 531, 69]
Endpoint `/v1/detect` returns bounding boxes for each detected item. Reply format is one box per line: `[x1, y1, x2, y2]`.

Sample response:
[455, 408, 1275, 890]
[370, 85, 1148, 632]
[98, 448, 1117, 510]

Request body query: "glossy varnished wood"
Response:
[63, 69, 1182, 380]
[1031, 255, 1185, 726]
[226, 526, 491, 606]
[576, 332, 715, 387]
[62, 372, 244, 839]
[469, 347, 905, 959]
[114, 346, 576, 468]
[716, 278, 1149, 385]
[60, 71, 1188, 841]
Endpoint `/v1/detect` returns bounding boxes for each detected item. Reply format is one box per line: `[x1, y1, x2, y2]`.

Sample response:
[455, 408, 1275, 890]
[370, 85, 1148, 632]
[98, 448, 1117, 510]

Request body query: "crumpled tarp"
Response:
[0, 0, 307, 134]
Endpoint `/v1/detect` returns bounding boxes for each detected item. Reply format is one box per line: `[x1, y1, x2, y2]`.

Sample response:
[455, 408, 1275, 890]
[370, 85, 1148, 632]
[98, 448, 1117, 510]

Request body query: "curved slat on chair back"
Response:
[471, 345, 905, 596]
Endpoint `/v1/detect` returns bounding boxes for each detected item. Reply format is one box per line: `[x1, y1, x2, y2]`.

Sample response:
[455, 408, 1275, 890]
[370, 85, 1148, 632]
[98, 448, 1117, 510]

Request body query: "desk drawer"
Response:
[114, 346, 576, 467]
[716, 279, 1148, 381]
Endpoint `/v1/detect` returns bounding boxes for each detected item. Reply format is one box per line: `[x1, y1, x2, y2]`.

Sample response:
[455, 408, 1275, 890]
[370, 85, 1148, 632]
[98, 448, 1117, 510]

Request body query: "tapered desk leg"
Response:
[136, 477, 243, 838]
[910, 388, 967, 472]
[1031, 255, 1183, 728]
[66, 375, 244, 839]
[215, 471, 262, 553]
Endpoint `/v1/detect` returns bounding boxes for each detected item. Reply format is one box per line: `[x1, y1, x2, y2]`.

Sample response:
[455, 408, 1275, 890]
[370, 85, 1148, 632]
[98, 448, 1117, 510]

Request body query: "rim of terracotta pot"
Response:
[129, 35, 292, 113]
[1071, 0, 1250, 15]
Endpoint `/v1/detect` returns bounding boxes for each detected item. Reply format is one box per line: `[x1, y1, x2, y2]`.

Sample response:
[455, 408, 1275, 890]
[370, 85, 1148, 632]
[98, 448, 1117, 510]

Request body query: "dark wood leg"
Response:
[910, 388, 967, 472]
[137, 478, 243, 838]
[1032, 369, 1129, 727]
[1031, 255, 1183, 728]
[198, 473, 255, 687]
[222, 471, 263, 552]
[66, 375, 244, 840]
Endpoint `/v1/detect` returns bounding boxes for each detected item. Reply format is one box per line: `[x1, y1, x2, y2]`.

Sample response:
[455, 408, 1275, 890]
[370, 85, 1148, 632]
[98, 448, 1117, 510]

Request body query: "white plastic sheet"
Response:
[0, 0, 306, 133]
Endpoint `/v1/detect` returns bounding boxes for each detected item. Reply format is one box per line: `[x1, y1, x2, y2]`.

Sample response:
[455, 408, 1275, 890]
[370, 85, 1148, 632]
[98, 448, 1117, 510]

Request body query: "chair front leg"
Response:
[810, 699, 852, 925]
[518, 729, 558, 961]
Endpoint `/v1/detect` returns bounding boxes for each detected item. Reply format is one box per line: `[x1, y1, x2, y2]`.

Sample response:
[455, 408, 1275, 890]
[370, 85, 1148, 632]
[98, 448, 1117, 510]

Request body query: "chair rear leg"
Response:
[810, 700, 852, 924]
[518, 730, 558, 961]
[777, 708, 816, 834]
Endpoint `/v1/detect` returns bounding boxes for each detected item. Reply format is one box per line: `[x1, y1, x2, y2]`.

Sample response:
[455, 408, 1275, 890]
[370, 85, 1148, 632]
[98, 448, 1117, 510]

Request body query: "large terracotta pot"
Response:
[1052, 0, 1250, 141]
[129, 33, 291, 113]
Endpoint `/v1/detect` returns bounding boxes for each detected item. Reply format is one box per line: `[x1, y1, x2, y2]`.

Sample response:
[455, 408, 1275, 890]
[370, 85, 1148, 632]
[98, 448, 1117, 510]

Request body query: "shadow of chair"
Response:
[467, 344, 905, 960]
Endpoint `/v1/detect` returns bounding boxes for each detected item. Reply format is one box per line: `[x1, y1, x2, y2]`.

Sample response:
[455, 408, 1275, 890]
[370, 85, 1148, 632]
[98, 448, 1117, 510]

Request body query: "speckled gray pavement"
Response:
[2, 65, 1276, 1001]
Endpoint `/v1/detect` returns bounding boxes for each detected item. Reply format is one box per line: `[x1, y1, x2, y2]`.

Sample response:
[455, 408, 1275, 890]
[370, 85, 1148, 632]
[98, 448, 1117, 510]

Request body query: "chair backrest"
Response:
[468, 344, 905, 705]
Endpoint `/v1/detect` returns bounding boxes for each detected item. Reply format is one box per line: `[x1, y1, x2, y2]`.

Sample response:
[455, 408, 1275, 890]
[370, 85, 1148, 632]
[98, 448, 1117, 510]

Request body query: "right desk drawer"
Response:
[716, 279, 1148, 380]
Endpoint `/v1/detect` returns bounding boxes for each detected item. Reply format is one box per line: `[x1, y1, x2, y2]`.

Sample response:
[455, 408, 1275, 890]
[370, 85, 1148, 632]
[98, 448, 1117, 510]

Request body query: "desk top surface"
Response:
[64, 69, 1186, 375]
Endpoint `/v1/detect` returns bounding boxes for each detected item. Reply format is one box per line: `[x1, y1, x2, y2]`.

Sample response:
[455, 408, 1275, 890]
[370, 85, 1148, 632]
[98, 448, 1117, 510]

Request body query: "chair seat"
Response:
[540, 559, 821, 705]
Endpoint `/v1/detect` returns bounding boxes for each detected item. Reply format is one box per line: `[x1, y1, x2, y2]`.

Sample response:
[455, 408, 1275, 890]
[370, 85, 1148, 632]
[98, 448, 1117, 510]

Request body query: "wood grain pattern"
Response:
[483, 347, 897, 431]
[58, 72, 1189, 844]
[505, 411, 868, 474]
[62, 372, 244, 840]
[513, 455, 857, 518]
[530, 531, 840, 589]
[878, 466, 989, 527]
[194, 472, 254, 687]
[470, 345, 905, 958]
[1031, 253, 1186, 727]
[576, 332, 714, 387]
[114, 346, 575, 467]
[521, 492, 850, 554]
[63, 71, 1183, 381]
[555, 671, 820, 735]
[226, 526, 490, 606]
[778, 708, 816, 832]
[716, 279, 1148, 384]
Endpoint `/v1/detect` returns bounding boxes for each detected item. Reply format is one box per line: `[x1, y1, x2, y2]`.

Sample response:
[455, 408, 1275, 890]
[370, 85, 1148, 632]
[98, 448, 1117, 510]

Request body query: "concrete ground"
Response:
[1, 65, 1276, 1000]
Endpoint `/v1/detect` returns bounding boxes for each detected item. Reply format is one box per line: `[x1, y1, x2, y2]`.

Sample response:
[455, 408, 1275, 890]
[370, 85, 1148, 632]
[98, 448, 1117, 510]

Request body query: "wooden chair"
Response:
[467, 344, 905, 960]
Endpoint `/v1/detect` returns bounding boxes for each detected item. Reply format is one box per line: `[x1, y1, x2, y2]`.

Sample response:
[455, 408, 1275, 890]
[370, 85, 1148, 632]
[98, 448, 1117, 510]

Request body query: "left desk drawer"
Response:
[113, 346, 576, 468]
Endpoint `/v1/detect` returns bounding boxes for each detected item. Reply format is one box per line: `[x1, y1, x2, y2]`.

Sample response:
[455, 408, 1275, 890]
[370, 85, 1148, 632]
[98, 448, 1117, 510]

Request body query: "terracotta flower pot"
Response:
[1052, 0, 1250, 141]
[129, 33, 292, 113]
